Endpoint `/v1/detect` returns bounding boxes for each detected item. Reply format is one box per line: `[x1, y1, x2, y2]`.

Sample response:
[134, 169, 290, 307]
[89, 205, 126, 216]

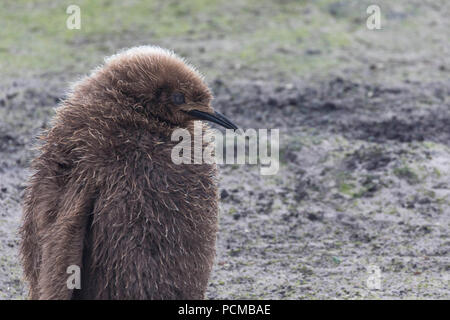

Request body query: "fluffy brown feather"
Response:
[20, 46, 223, 299]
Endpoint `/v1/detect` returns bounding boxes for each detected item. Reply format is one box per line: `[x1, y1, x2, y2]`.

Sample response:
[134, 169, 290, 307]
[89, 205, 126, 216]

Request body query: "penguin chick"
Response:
[20, 46, 237, 300]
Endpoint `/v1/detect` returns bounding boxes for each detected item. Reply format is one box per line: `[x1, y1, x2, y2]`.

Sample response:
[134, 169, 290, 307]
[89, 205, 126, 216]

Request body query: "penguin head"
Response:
[97, 46, 237, 130]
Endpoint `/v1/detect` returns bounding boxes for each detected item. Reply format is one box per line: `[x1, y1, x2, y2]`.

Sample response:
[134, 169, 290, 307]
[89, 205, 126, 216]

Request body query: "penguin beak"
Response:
[186, 110, 238, 130]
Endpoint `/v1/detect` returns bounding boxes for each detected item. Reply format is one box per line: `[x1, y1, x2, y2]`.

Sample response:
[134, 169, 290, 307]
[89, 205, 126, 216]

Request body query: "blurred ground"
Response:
[0, 0, 449, 299]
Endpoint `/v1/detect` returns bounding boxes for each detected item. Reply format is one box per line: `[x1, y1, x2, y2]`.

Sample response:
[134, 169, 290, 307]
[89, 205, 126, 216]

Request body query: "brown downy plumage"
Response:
[20, 46, 237, 300]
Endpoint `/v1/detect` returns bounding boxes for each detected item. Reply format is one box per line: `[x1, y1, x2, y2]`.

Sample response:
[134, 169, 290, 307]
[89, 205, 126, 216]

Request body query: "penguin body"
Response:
[20, 46, 237, 299]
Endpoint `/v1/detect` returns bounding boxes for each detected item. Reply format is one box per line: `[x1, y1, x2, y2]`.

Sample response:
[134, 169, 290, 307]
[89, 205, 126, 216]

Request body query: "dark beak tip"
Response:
[186, 110, 238, 130]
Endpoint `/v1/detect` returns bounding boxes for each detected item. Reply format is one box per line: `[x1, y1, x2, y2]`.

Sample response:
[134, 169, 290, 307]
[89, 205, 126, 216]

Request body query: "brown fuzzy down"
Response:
[20, 46, 220, 300]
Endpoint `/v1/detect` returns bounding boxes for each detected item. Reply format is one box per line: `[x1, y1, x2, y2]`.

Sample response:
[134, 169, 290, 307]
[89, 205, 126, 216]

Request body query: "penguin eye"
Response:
[171, 92, 185, 105]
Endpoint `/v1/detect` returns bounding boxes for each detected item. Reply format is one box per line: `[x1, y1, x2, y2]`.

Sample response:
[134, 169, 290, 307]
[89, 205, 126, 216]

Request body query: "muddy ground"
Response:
[0, 0, 449, 299]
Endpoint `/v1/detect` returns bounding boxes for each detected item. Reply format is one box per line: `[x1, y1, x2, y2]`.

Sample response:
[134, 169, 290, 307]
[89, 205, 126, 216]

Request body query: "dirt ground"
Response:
[0, 0, 449, 299]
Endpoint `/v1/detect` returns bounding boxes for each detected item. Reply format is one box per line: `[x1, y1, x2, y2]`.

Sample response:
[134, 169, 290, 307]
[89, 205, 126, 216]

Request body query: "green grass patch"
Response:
[393, 166, 420, 185]
[0, 0, 354, 78]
